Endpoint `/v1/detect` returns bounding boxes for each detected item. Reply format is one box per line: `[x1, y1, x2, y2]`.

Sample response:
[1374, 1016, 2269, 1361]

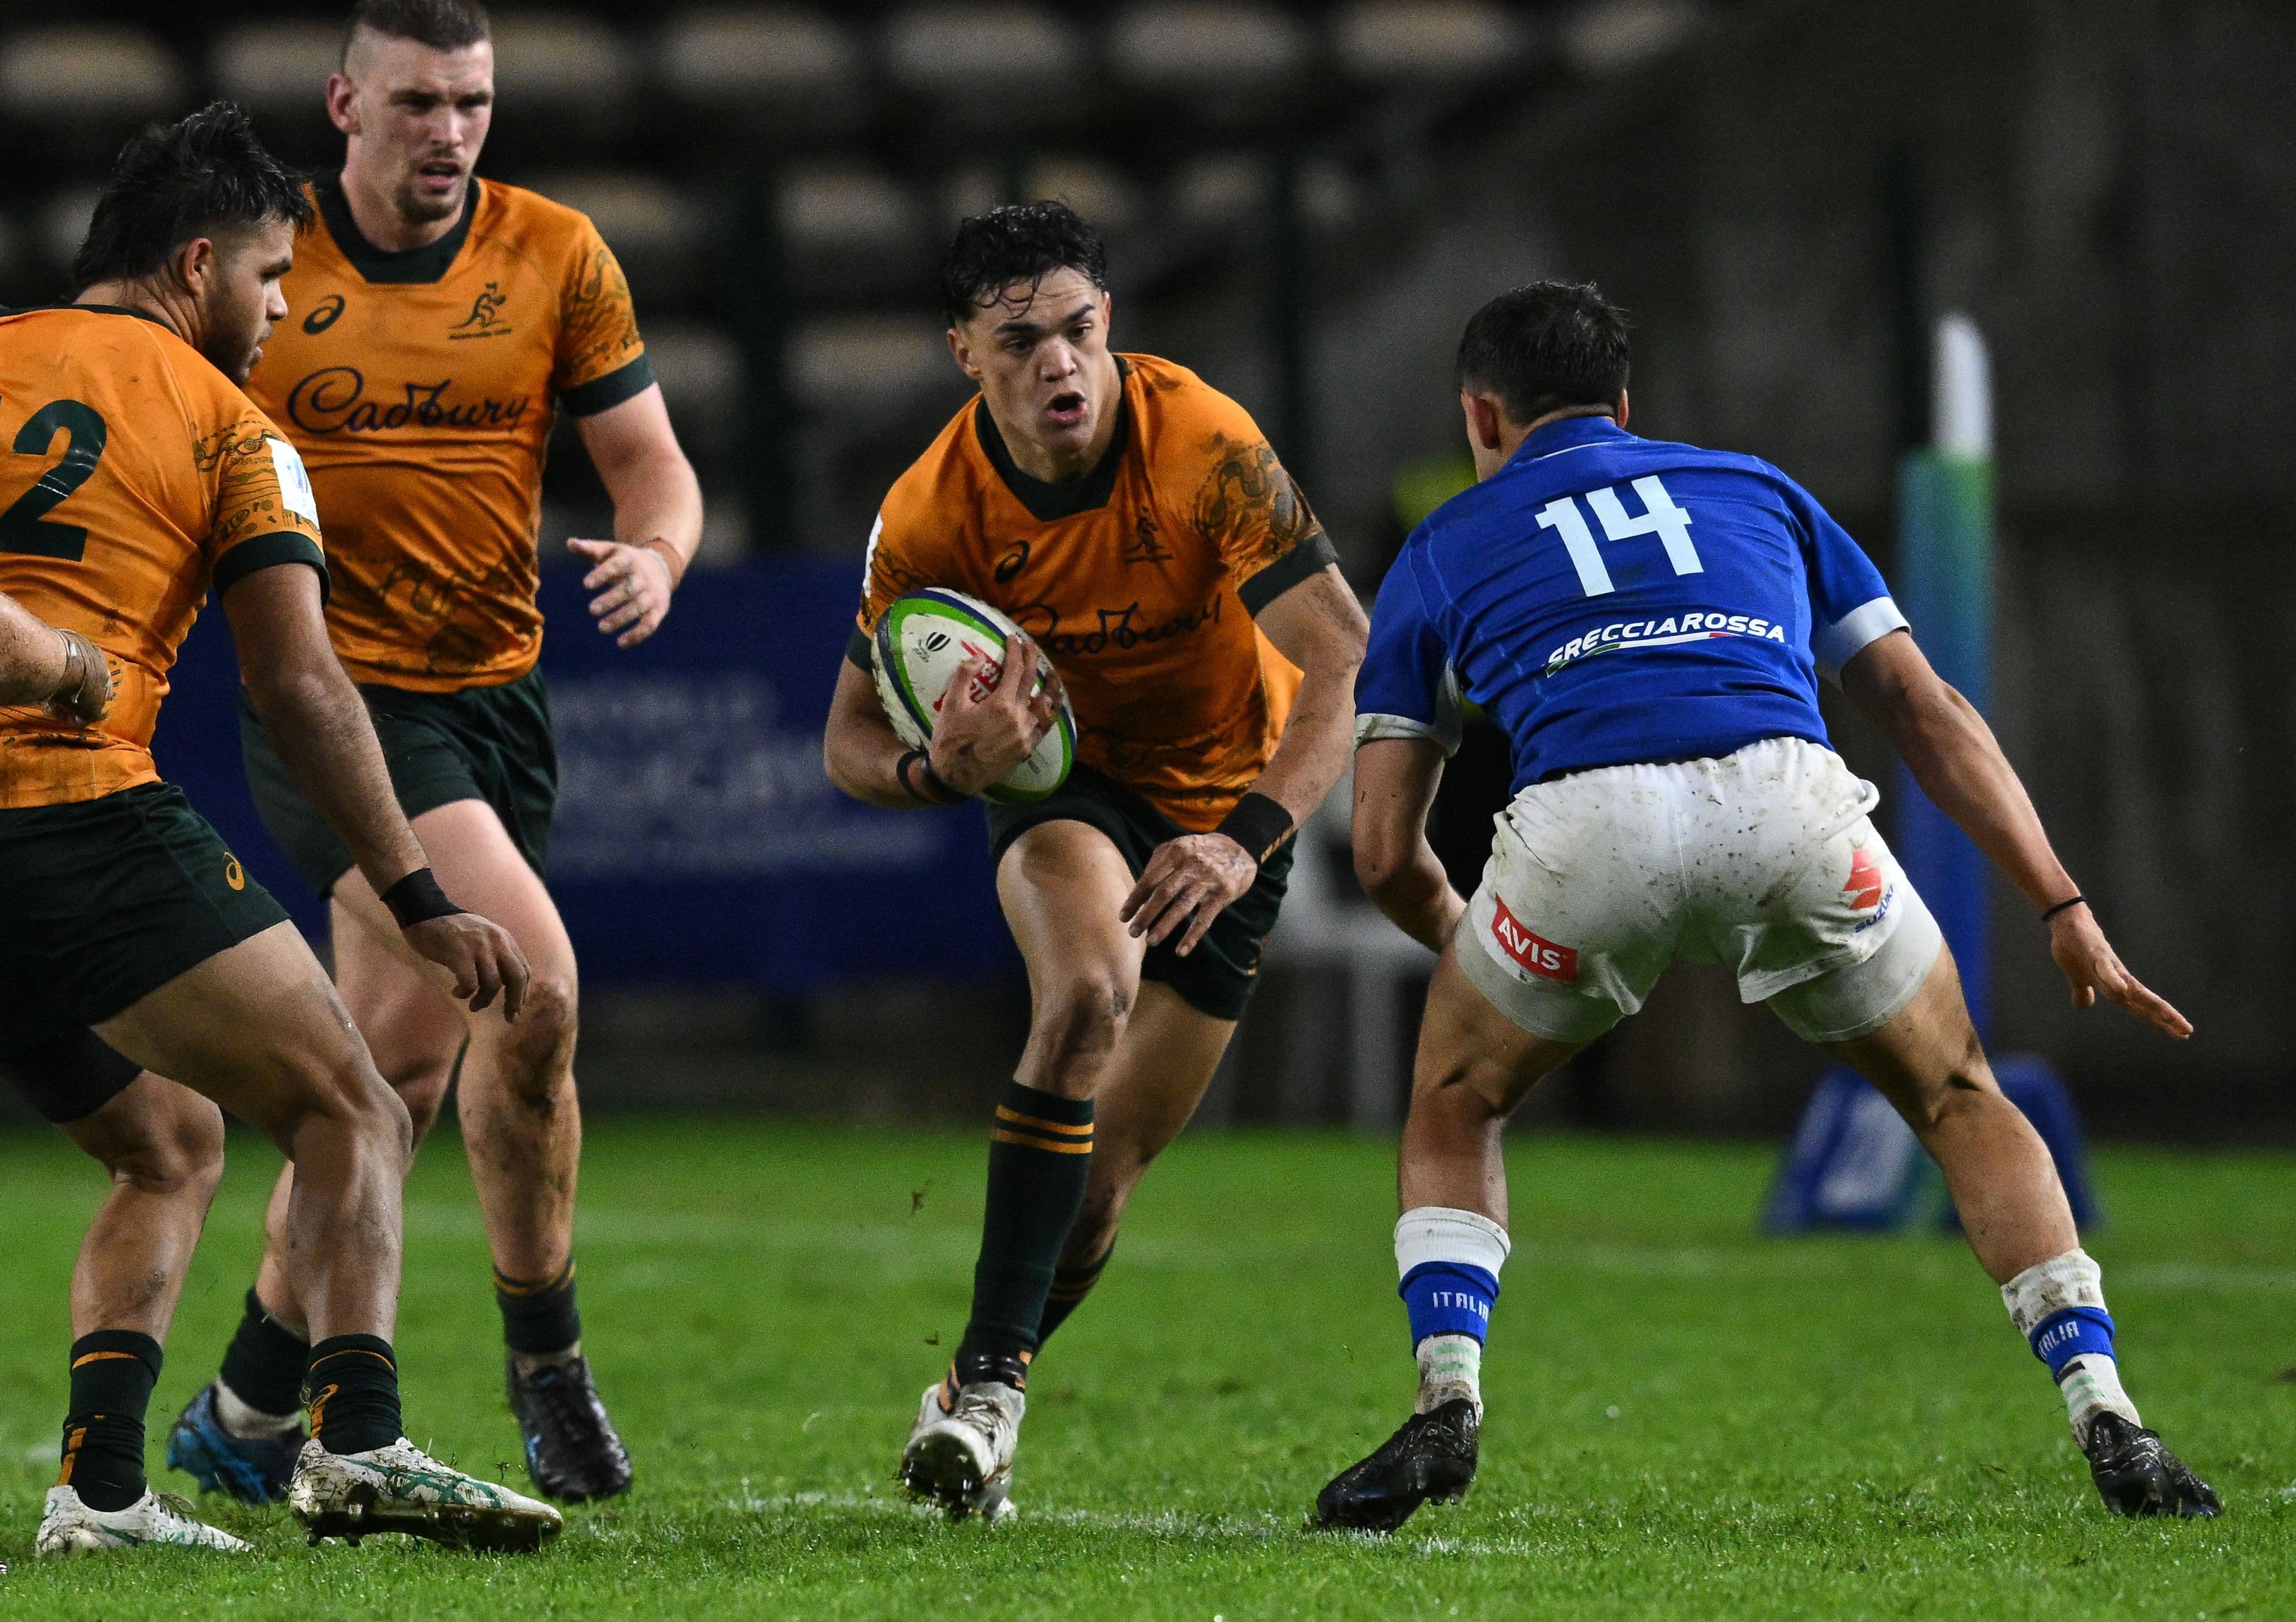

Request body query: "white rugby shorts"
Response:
[1455, 736, 1943, 1045]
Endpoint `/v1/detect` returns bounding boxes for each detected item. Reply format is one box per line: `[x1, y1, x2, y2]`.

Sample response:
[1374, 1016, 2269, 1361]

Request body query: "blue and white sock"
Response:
[2001, 1247, 2139, 1444]
[1396, 1207, 1510, 1418]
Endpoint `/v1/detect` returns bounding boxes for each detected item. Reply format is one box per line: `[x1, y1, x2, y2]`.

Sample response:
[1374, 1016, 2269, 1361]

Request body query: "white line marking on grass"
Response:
[724, 1490, 1540, 1553]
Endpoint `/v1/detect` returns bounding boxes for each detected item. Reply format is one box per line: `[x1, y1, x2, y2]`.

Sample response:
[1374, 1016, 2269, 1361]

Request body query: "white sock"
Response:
[2000, 1248, 2141, 1442]
[2057, 1353, 2139, 1443]
[215, 1380, 303, 1441]
[1396, 1207, 1510, 1421]
[1415, 1333, 1483, 1417]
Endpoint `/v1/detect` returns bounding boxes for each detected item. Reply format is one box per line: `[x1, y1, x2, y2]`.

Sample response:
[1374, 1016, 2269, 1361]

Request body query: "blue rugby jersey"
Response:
[1355, 415, 1907, 793]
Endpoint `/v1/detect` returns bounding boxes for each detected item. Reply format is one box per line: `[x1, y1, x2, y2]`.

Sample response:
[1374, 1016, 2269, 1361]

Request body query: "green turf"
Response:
[1, 1119, 2289, 1619]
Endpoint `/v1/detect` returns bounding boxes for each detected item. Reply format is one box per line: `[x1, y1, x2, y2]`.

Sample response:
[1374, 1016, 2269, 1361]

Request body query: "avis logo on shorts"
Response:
[1491, 896, 1578, 982]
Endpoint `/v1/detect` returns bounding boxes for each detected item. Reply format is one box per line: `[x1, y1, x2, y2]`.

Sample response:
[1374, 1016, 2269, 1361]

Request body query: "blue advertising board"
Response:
[151, 560, 1014, 988]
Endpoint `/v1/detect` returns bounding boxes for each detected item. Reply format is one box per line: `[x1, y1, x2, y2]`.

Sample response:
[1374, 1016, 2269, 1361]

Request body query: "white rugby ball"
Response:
[872, 587, 1076, 803]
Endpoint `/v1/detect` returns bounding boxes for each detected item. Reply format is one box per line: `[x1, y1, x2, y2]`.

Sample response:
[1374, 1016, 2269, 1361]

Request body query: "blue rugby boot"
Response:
[166, 1383, 303, 1505]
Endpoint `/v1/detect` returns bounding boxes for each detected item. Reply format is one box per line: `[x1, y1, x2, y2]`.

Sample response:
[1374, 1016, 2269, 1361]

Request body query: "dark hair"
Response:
[1455, 280, 1631, 424]
[939, 201, 1108, 327]
[72, 103, 314, 293]
[344, 0, 491, 62]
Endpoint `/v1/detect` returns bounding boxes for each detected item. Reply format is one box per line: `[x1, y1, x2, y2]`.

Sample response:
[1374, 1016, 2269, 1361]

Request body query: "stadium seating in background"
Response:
[787, 314, 957, 421]
[486, 10, 633, 151]
[637, 317, 745, 455]
[1557, 0, 1706, 75]
[656, 8, 867, 139]
[34, 190, 98, 288]
[1107, 4, 1311, 129]
[209, 21, 344, 121]
[1170, 153, 1276, 232]
[882, 5, 1089, 135]
[1333, 1, 1533, 84]
[0, 25, 183, 134]
[1020, 158, 1144, 237]
[777, 166, 930, 299]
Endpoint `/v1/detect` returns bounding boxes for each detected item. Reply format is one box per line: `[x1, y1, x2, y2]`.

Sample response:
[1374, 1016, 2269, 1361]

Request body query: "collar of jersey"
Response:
[316, 169, 479, 285]
[8, 302, 172, 332]
[1511, 412, 1631, 466]
[973, 355, 1132, 523]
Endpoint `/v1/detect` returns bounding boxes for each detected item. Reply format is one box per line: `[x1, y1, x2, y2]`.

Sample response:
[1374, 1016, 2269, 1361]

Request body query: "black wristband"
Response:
[380, 867, 465, 928]
[2041, 894, 2088, 922]
[897, 749, 964, 806]
[1215, 791, 1294, 865]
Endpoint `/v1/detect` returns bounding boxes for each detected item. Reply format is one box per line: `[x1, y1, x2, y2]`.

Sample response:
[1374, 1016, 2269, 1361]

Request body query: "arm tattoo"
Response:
[1193, 433, 1326, 566]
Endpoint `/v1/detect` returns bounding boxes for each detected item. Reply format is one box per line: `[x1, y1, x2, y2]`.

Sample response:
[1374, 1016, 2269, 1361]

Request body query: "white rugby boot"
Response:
[35, 1485, 250, 1555]
[899, 1375, 1023, 1524]
[287, 1436, 563, 1551]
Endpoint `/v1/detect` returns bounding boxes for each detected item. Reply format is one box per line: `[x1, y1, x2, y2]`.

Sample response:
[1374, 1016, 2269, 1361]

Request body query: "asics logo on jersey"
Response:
[1490, 897, 1578, 982]
[993, 540, 1029, 582]
[302, 294, 346, 335]
[286, 368, 530, 436]
[1843, 848, 1885, 910]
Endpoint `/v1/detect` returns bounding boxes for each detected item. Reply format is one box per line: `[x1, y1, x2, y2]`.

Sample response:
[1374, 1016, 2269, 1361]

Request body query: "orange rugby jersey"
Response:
[855, 354, 1337, 831]
[247, 172, 652, 691]
[0, 305, 326, 807]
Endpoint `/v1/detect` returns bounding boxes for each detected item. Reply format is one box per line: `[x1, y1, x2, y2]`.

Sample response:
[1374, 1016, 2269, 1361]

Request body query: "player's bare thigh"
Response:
[996, 819, 1149, 1098]
[332, 798, 580, 1065]
[93, 921, 399, 1155]
[1396, 946, 1587, 1222]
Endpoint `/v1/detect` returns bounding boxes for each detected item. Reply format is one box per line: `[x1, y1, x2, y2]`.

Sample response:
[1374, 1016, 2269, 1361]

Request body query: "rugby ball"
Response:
[872, 587, 1076, 803]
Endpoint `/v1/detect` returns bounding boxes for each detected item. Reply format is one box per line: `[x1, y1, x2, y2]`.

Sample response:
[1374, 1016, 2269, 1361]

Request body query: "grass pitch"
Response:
[0, 1117, 2291, 1619]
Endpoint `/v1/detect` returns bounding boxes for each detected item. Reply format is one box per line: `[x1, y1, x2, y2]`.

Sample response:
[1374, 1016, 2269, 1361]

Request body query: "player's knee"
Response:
[1030, 973, 1132, 1076]
[294, 1050, 415, 1171]
[1410, 1048, 1514, 1121]
[479, 970, 578, 1111]
[107, 1091, 226, 1202]
[1897, 1032, 1999, 1135]
[1066, 1192, 1123, 1262]
[392, 1065, 451, 1143]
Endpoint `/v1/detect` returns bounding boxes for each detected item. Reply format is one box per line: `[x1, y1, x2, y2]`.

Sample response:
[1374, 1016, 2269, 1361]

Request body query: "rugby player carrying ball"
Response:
[824, 202, 1367, 1520]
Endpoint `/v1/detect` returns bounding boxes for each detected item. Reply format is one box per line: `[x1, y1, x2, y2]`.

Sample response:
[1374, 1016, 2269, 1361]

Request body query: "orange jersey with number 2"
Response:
[0, 305, 326, 807]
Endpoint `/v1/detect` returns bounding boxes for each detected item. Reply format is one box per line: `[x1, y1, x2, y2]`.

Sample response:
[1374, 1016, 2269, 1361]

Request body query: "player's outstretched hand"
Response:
[568, 536, 676, 649]
[927, 632, 1060, 798]
[2049, 904, 2190, 1039]
[403, 911, 532, 1020]
[46, 628, 113, 726]
[1122, 833, 1257, 956]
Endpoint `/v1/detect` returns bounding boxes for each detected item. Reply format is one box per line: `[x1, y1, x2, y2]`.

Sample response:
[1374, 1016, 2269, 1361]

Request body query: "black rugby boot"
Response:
[507, 1354, 633, 1503]
[1311, 1398, 1479, 1533]
[2081, 1411, 2219, 1518]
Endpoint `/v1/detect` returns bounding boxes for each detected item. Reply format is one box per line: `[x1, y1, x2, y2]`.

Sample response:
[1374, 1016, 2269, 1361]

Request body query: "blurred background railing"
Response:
[0, 0, 2288, 1139]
